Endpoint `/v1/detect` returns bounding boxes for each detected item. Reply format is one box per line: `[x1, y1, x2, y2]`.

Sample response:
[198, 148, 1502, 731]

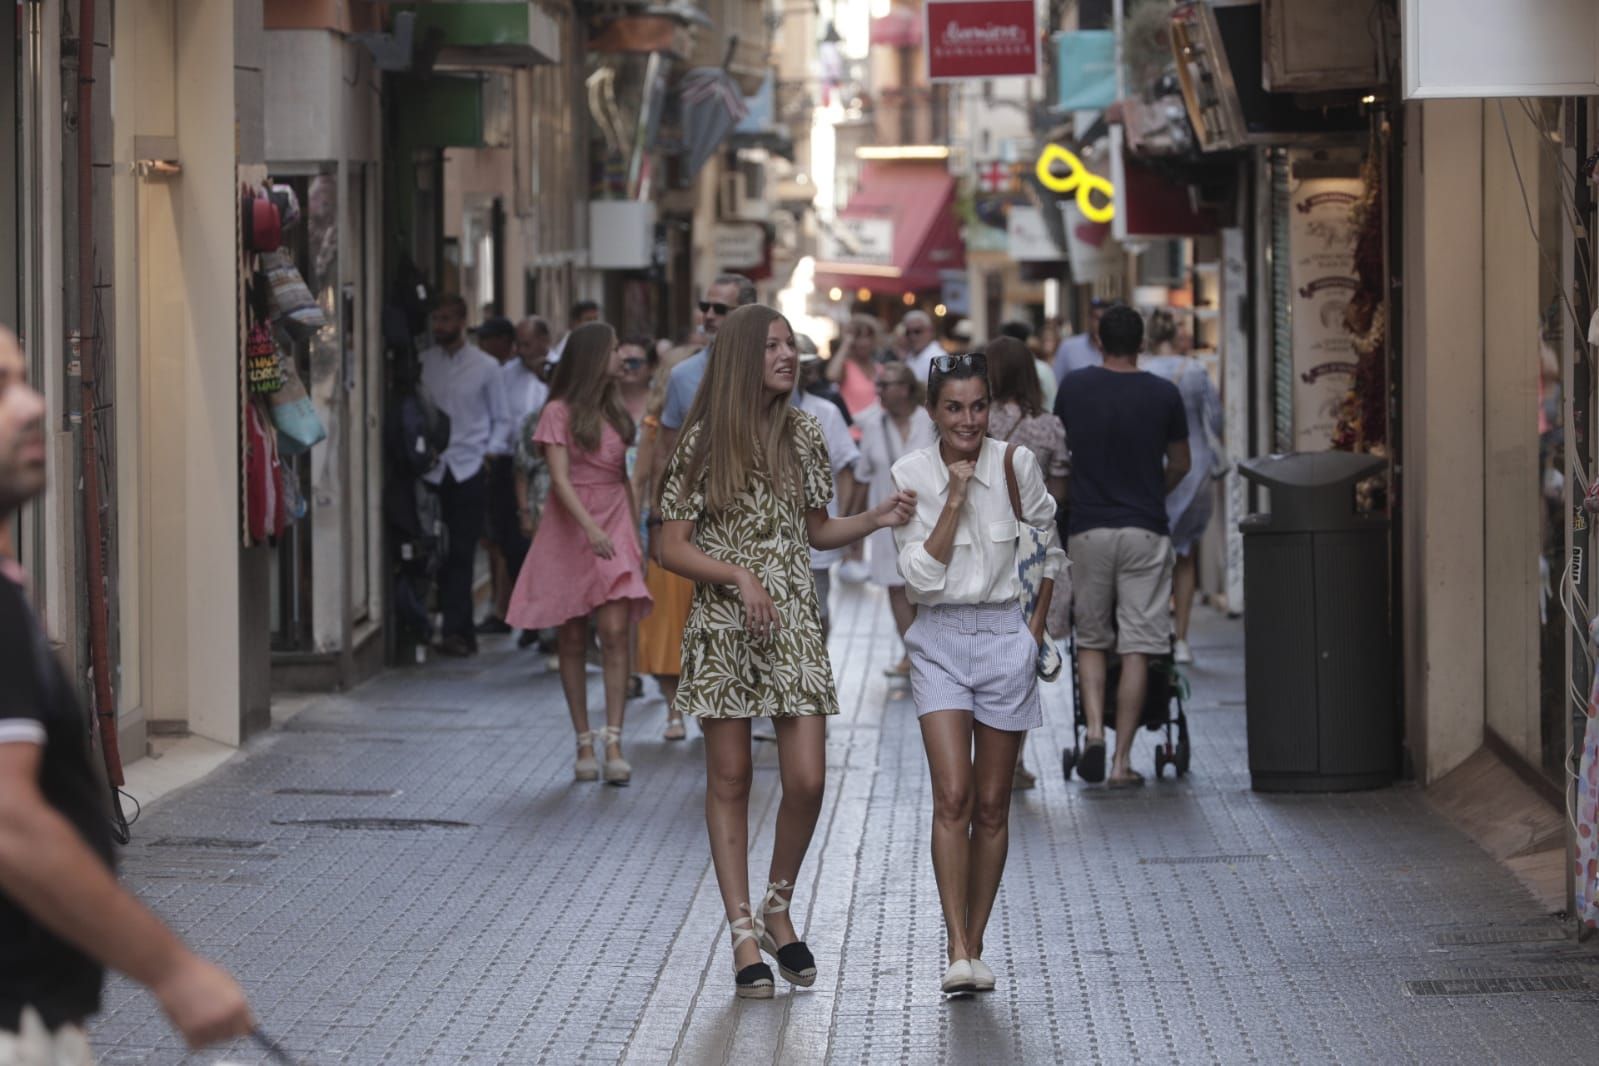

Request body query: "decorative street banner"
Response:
[1055, 30, 1116, 110]
[1288, 151, 1363, 451]
[926, 0, 1038, 81]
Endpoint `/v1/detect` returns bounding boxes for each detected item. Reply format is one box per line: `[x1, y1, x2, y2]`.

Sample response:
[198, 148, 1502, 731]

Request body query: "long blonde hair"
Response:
[675, 305, 800, 515]
[548, 321, 635, 451]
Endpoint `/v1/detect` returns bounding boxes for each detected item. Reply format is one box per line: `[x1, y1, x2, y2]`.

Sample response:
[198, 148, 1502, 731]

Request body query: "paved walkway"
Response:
[92, 586, 1599, 1064]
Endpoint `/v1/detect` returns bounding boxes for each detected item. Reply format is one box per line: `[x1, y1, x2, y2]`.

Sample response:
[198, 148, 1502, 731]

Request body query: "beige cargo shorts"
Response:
[1067, 527, 1174, 656]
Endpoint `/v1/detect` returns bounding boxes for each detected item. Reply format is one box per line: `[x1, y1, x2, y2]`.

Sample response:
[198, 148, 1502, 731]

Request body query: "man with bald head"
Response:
[0, 329, 256, 1059]
[902, 310, 943, 382]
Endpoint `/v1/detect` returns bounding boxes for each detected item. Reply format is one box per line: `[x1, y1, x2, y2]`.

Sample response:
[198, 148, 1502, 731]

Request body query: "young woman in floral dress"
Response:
[658, 304, 916, 999]
[506, 322, 652, 786]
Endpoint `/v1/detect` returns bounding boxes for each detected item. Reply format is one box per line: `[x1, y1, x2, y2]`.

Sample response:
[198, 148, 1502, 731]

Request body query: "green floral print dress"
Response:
[659, 411, 839, 719]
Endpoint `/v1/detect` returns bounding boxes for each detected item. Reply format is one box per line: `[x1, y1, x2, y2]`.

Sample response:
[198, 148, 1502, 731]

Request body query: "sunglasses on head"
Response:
[929, 352, 985, 375]
[699, 301, 732, 316]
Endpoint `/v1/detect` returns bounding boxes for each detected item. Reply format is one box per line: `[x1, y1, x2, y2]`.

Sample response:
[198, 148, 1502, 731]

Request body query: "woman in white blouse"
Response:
[889, 352, 1065, 996]
[851, 361, 937, 677]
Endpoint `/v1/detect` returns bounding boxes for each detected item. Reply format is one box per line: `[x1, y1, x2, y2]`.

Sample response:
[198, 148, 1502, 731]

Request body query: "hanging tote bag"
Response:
[1002, 443, 1064, 683]
[260, 248, 327, 342]
[268, 347, 328, 456]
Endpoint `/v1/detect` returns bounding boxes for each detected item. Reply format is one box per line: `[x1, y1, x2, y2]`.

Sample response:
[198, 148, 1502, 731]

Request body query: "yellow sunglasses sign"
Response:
[1034, 145, 1116, 224]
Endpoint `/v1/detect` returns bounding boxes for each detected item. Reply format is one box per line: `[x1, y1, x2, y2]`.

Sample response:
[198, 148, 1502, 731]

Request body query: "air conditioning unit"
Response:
[588, 200, 657, 270]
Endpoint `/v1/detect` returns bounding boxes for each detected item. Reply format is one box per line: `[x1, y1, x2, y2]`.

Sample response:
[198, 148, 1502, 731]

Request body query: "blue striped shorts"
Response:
[903, 600, 1042, 732]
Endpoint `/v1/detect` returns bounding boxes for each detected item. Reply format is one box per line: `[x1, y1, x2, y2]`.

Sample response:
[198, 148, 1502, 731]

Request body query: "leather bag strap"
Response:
[1002, 442, 1023, 523]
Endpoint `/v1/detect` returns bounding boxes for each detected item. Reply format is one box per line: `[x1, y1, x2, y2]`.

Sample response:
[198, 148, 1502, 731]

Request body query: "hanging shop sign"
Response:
[1034, 144, 1115, 224]
[1054, 30, 1116, 110]
[1287, 150, 1363, 451]
[818, 216, 895, 268]
[925, 0, 1038, 82]
[713, 222, 766, 271]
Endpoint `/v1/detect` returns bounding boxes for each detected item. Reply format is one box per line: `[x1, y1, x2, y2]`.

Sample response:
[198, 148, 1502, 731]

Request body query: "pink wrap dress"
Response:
[506, 400, 652, 629]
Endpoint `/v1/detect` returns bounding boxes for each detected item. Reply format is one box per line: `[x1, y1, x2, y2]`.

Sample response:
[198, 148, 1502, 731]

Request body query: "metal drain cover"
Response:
[1406, 975, 1592, 996]
[1140, 854, 1274, 866]
[1435, 927, 1570, 947]
[274, 788, 400, 797]
[271, 817, 471, 831]
[150, 836, 267, 850]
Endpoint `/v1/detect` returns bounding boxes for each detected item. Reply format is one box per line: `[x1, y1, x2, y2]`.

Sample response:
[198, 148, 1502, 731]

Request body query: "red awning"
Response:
[813, 162, 965, 294]
[870, 6, 923, 48]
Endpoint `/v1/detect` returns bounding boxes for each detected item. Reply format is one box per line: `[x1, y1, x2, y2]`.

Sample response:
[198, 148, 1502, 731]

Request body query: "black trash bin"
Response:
[1239, 452, 1395, 792]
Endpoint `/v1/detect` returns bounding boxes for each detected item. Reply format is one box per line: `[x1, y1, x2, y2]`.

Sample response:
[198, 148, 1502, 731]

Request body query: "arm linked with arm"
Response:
[1165, 440, 1192, 493]
[892, 464, 954, 594]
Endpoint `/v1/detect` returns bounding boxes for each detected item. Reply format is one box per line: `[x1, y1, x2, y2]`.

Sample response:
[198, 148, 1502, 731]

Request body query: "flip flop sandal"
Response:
[1107, 770, 1146, 790]
[1077, 740, 1107, 783]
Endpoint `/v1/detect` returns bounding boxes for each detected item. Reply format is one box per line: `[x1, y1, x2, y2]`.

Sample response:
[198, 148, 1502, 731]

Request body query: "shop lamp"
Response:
[829, 287, 844, 302]
[902, 292, 916, 307]
[934, 304, 948, 317]
[857, 287, 872, 302]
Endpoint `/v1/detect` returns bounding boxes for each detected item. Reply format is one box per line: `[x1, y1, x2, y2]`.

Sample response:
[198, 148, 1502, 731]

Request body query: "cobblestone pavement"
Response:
[91, 586, 1599, 1064]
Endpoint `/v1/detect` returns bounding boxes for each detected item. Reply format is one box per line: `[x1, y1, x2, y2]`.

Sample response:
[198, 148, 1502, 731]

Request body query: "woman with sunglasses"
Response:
[507, 322, 652, 786]
[851, 361, 936, 679]
[890, 350, 1064, 995]
[659, 304, 916, 999]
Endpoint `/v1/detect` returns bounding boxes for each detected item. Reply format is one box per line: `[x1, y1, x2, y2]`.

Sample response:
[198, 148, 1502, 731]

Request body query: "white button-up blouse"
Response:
[889, 436, 1066, 607]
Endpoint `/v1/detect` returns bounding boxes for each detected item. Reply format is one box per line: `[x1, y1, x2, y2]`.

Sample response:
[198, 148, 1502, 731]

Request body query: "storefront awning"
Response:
[813, 163, 965, 294]
[870, 6, 923, 47]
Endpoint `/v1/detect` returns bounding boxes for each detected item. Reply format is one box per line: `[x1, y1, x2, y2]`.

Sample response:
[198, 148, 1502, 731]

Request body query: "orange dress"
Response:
[635, 418, 694, 677]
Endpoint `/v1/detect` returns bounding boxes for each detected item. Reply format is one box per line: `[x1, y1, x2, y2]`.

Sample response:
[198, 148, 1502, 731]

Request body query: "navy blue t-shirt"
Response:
[1054, 366, 1188, 537]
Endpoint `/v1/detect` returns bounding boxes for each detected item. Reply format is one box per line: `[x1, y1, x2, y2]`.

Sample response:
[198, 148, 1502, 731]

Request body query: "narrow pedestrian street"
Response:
[90, 586, 1599, 1065]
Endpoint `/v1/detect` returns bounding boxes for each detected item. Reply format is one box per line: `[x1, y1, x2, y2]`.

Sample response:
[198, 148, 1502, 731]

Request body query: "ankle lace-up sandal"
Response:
[757, 880, 817, 987]
[729, 904, 775, 999]
[599, 725, 631, 786]
[574, 731, 599, 782]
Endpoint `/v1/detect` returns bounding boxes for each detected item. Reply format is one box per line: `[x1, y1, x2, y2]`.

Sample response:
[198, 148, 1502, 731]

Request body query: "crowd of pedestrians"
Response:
[0, 273, 1226, 1056]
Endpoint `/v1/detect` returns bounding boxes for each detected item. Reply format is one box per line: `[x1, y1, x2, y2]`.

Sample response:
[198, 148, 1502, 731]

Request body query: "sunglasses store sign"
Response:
[926, 0, 1038, 81]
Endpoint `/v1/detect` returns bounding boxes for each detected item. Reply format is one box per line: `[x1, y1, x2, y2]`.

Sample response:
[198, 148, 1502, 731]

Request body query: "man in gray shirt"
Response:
[655, 272, 758, 482]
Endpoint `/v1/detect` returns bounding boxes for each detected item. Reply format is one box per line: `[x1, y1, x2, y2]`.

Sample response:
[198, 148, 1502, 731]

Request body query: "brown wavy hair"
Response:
[673, 304, 801, 515]
[982, 336, 1043, 417]
[547, 321, 635, 451]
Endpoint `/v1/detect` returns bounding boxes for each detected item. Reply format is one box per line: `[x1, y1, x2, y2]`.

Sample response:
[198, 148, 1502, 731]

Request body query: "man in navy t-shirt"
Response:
[1054, 305, 1190, 787]
[0, 327, 254, 1061]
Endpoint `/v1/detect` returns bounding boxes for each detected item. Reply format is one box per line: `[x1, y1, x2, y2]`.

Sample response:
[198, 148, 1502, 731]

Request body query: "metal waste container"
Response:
[1239, 452, 1395, 792]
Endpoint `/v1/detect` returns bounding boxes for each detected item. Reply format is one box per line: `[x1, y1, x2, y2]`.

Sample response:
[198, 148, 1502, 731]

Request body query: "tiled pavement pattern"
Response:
[92, 586, 1599, 1064]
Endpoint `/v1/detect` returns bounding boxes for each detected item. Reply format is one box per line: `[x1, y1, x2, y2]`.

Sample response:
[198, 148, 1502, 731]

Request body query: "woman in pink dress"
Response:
[826, 314, 884, 432]
[507, 321, 652, 786]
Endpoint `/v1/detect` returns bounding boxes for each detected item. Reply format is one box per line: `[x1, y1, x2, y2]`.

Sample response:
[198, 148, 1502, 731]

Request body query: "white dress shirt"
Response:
[500, 358, 550, 453]
[419, 342, 511, 484]
[890, 436, 1065, 606]
[794, 390, 860, 570]
[906, 339, 944, 383]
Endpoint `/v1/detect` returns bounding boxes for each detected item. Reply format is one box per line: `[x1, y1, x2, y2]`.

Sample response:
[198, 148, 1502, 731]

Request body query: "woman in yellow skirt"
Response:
[632, 345, 698, 739]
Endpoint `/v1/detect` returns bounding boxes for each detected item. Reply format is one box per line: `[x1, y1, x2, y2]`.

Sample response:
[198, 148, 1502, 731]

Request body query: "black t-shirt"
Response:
[1054, 366, 1189, 537]
[0, 571, 114, 1030]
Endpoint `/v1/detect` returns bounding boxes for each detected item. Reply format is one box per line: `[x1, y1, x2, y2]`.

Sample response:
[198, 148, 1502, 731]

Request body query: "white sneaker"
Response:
[1174, 639, 1194, 665]
[969, 958, 996, 992]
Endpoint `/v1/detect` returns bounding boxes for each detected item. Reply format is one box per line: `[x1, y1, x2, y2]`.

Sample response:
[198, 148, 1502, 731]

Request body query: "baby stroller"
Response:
[1059, 622, 1191, 782]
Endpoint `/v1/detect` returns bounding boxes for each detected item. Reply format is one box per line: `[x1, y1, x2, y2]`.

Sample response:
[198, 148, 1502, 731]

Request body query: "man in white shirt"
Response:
[903, 310, 944, 382]
[419, 294, 511, 657]
[483, 316, 552, 641]
[794, 338, 860, 639]
[548, 299, 601, 367]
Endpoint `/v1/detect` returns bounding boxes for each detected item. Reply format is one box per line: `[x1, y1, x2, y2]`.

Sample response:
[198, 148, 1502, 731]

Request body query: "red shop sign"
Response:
[925, 0, 1038, 82]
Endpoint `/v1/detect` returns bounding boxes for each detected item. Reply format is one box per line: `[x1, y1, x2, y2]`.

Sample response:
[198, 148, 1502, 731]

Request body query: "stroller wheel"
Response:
[1175, 726, 1191, 777]
[1061, 747, 1078, 783]
[1154, 746, 1169, 780]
